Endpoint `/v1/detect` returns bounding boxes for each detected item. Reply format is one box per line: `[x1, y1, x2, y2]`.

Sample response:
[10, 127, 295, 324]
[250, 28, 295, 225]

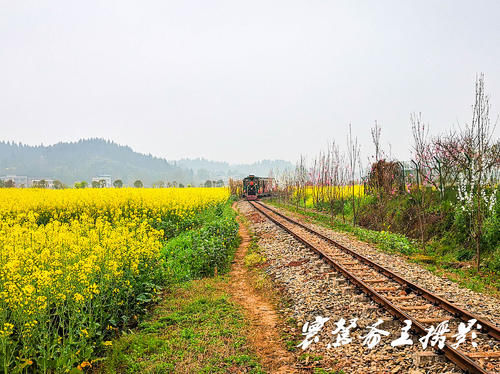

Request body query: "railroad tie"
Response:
[416, 317, 451, 324]
[398, 304, 432, 311]
[387, 295, 415, 301]
[373, 286, 399, 292]
[413, 352, 445, 366]
[463, 351, 500, 359]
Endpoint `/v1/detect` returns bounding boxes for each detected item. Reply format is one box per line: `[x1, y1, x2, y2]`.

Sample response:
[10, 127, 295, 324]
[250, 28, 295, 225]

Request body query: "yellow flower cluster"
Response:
[305, 185, 365, 196]
[0, 187, 229, 372]
[295, 185, 365, 207]
[0, 187, 229, 225]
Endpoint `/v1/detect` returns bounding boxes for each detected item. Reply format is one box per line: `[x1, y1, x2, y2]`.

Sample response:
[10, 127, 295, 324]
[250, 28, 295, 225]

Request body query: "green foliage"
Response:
[451, 187, 499, 261]
[353, 226, 418, 256]
[276, 200, 420, 257]
[245, 252, 267, 267]
[97, 200, 243, 372]
[349, 186, 499, 270]
[488, 247, 500, 272]
[162, 203, 239, 283]
[313, 369, 345, 374]
[101, 278, 263, 373]
[74, 181, 87, 188]
[271, 193, 500, 294]
[243, 226, 267, 268]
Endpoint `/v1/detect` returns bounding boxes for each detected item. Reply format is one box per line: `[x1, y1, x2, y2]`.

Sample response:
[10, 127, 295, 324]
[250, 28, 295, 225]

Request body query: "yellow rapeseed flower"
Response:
[0, 187, 230, 370]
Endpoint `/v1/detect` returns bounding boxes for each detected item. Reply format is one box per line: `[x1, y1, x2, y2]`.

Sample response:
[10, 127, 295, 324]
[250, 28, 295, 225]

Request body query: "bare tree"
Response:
[369, 120, 385, 199]
[432, 131, 463, 190]
[347, 124, 361, 225]
[228, 178, 242, 197]
[281, 168, 295, 203]
[319, 149, 330, 207]
[311, 150, 328, 209]
[411, 114, 454, 197]
[371, 120, 382, 163]
[311, 155, 320, 208]
[325, 140, 345, 223]
[410, 112, 430, 251]
[339, 154, 348, 224]
[294, 155, 308, 211]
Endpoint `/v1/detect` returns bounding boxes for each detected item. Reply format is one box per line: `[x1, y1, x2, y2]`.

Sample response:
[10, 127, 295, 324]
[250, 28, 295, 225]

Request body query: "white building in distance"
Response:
[1, 175, 28, 187]
[30, 179, 55, 188]
[92, 175, 112, 188]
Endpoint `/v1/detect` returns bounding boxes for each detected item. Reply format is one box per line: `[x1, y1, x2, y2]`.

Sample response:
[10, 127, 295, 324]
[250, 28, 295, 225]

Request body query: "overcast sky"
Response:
[1, 1, 499, 164]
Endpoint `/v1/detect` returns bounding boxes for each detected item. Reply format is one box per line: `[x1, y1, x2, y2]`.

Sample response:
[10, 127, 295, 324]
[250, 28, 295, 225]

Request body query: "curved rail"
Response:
[250, 200, 500, 374]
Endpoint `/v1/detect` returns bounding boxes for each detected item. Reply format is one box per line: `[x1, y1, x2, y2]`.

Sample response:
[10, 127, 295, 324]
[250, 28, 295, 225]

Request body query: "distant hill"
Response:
[0, 139, 293, 186]
[174, 158, 293, 180]
[0, 139, 190, 186]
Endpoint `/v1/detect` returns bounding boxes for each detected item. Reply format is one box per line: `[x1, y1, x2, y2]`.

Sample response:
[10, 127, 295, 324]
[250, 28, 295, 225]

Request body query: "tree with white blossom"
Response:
[454, 74, 499, 271]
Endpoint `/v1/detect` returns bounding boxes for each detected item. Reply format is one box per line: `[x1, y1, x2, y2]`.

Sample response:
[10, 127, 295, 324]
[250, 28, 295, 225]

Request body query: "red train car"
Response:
[242, 175, 274, 200]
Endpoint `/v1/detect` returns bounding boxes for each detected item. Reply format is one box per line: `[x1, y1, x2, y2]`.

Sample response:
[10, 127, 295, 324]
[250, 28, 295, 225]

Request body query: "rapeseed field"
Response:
[0, 188, 230, 372]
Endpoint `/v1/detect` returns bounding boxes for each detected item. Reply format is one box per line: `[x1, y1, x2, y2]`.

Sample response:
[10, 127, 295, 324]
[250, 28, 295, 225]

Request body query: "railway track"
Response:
[249, 200, 500, 374]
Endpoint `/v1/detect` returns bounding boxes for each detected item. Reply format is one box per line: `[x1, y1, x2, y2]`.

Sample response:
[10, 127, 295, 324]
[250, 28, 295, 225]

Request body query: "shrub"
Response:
[162, 204, 239, 282]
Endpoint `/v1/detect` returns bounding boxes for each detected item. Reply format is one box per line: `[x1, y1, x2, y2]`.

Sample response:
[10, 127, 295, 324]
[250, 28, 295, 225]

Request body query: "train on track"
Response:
[242, 175, 274, 200]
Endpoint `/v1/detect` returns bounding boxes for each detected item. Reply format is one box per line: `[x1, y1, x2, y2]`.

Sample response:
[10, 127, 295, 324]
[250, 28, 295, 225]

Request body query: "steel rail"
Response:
[256, 201, 500, 341]
[249, 201, 495, 374]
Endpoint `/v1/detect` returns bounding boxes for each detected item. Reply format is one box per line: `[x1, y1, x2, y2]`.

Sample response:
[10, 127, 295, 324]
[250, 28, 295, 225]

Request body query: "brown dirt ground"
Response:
[228, 203, 297, 374]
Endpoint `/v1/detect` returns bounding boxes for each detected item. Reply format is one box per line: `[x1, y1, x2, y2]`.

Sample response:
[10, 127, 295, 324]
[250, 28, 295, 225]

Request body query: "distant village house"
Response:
[91, 175, 112, 188]
[0, 175, 28, 188]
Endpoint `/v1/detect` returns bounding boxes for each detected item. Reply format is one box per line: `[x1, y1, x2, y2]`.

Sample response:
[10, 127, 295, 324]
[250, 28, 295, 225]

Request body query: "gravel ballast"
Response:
[237, 200, 499, 373]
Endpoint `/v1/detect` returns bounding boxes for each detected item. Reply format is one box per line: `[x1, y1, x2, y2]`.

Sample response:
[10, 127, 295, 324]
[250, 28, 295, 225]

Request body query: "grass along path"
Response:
[97, 203, 297, 373]
[96, 204, 266, 373]
[228, 204, 295, 373]
[98, 276, 264, 373]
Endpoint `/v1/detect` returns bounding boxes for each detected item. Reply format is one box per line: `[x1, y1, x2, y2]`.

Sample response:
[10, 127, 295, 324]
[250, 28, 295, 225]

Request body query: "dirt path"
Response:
[229, 203, 296, 374]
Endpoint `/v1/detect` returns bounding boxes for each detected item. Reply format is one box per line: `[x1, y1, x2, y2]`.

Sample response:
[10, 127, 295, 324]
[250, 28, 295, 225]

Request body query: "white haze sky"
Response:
[1, 1, 499, 164]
